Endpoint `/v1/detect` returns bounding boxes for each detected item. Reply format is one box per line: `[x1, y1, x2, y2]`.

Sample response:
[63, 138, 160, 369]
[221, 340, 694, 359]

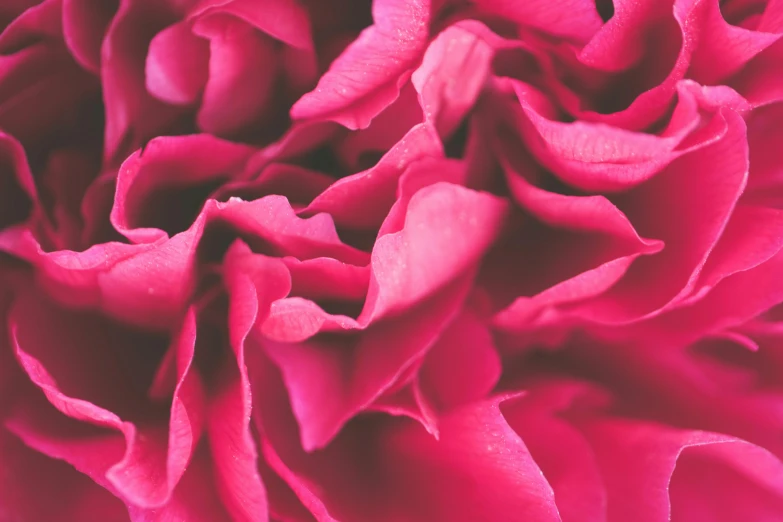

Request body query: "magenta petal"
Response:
[62, 0, 118, 74]
[261, 297, 360, 343]
[377, 157, 470, 238]
[670, 440, 783, 521]
[5, 395, 127, 498]
[575, 416, 783, 522]
[731, 39, 783, 106]
[333, 82, 424, 171]
[283, 257, 369, 303]
[635, 248, 783, 349]
[760, 0, 783, 31]
[0, 0, 62, 51]
[290, 0, 432, 128]
[193, 15, 279, 136]
[108, 323, 205, 510]
[572, 0, 706, 130]
[0, 43, 97, 147]
[373, 396, 562, 522]
[216, 196, 370, 265]
[207, 364, 269, 522]
[214, 163, 334, 208]
[577, 331, 783, 457]
[492, 153, 663, 331]
[572, 109, 749, 323]
[503, 381, 608, 522]
[101, 0, 185, 160]
[260, 258, 369, 341]
[418, 310, 501, 410]
[193, 0, 314, 51]
[305, 124, 443, 229]
[503, 160, 661, 250]
[0, 429, 130, 522]
[0, 272, 22, 415]
[695, 204, 783, 291]
[8, 413, 230, 521]
[476, 0, 603, 43]
[689, 0, 781, 84]
[494, 257, 643, 334]
[507, 80, 744, 191]
[96, 232, 201, 329]
[10, 290, 155, 427]
[10, 290, 204, 509]
[146, 20, 210, 106]
[369, 380, 440, 437]
[0, 131, 35, 233]
[124, 444, 235, 522]
[254, 356, 561, 522]
[265, 274, 472, 450]
[747, 103, 783, 190]
[363, 183, 509, 322]
[206, 242, 291, 522]
[412, 21, 496, 137]
[112, 134, 255, 242]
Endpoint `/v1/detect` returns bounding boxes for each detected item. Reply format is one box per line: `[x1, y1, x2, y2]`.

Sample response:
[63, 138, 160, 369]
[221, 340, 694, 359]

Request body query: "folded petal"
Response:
[0, 131, 35, 234]
[206, 242, 291, 522]
[575, 416, 783, 522]
[9, 289, 205, 509]
[101, 0, 186, 160]
[145, 20, 210, 106]
[570, 108, 748, 323]
[290, 0, 432, 128]
[418, 309, 501, 410]
[363, 182, 508, 322]
[264, 273, 471, 450]
[0, 429, 130, 522]
[192, 14, 279, 136]
[62, 0, 119, 74]
[252, 357, 561, 522]
[730, 38, 783, 106]
[112, 134, 255, 243]
[475, 0, 603, 43]
[304, 124, 442, 230]
[689, 0, 782, 84]
[412, 21, 497, 137]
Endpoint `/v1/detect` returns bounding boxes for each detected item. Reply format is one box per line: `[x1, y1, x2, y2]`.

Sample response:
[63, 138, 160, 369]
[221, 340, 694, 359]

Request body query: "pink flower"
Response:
[2, 0, 783, 520]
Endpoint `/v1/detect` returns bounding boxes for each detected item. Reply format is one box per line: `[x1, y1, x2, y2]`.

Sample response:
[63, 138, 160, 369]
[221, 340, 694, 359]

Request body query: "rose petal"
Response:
[9, 290, 204, 509]
[503, 381, 608, 522]
[62, 0, 119, 74]
[145, 20, 210, 106]
[112, 134, 255, 243]
[0, 429, 130, 522]
[304, 124, 443, 230]
[570, 108, 749, 323]
[689, 0, 782, 84]
[476, 0, 603, 43]
[192, 0, 314, 50]
[412, 21, 497, 137]
[264, 272, 472, 450]
[0, 131, 35, 233]
[418, 310, 501, 410]
[0, 0, 62, 52]
[102, 0, 186, 161]
[193, 14, 279, 136]
[206, 242, 291, 522]
[730, 38, 783, 106]
[290, 0, 432, 128]
[363, 182, 508, 322]
[253, 356, 561, 522]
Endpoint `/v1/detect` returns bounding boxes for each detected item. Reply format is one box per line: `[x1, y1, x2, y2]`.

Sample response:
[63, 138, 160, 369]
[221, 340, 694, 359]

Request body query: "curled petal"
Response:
[291, 0, 432, 128]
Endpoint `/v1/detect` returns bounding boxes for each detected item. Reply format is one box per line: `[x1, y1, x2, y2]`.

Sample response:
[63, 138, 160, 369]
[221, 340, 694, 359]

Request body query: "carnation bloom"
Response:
[2, 0, 783, 521]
